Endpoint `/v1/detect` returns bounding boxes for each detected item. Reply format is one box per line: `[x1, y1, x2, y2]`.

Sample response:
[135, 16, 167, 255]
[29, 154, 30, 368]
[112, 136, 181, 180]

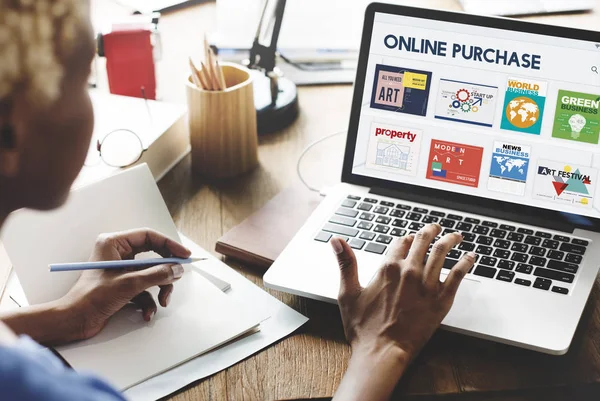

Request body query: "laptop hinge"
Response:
[370, 186, 576, 233]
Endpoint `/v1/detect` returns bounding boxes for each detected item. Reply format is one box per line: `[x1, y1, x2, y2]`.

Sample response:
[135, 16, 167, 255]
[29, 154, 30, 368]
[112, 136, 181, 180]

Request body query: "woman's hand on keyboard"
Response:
[331, 223, 476, 401]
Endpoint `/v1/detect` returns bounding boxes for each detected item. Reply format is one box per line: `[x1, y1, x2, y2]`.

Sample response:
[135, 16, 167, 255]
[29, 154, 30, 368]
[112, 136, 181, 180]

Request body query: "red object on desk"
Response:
[101, 29, 156, 99]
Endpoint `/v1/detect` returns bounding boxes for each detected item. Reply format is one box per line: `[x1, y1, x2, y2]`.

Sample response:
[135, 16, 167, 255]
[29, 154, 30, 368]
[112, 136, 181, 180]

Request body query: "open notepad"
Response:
[1, 164, 266, 390]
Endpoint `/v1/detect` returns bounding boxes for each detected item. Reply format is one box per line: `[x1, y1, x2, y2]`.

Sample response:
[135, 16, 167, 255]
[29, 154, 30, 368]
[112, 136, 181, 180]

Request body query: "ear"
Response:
[0, 104, 20, 178]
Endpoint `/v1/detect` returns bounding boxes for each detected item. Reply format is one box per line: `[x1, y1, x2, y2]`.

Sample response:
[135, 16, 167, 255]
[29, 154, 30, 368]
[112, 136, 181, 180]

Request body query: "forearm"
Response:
[0, 299, 83, 346]
[334, 343, 410, 401]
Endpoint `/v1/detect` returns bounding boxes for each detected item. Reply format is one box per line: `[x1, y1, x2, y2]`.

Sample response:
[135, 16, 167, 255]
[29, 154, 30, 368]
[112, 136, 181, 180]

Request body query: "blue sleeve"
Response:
[0, 336, 126, 401]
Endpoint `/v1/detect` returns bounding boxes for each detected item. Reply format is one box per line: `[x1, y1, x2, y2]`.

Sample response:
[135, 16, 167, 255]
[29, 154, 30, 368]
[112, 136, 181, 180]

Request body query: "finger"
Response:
[131, 291, 157, 322]
[423, 232, 463, 284]
[384, 235, 414, 263]
[158, 284, 174, 307]
[407, 224, 442, 265]
[106, 228, 192, 259]
[442, 251, 476, 300]
[123, 263, 184, 294]
[330, 237, 362, 301]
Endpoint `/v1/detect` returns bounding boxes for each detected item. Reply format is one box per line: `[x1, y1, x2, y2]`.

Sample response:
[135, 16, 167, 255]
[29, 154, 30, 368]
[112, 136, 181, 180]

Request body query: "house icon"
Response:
[376, 143, 409, 169]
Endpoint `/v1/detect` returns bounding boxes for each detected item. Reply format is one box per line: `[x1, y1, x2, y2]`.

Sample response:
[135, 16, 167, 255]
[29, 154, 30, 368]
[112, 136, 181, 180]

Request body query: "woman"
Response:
[0, 1, 475, 400]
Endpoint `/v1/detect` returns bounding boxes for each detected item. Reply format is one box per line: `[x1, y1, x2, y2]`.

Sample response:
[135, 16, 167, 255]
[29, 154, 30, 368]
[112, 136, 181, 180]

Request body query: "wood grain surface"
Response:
[90, 1, 600, 400]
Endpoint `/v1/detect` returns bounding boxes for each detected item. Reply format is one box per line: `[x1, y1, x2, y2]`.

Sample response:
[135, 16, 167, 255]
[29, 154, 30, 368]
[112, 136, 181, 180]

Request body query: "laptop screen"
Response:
[349, 6, 600, 223]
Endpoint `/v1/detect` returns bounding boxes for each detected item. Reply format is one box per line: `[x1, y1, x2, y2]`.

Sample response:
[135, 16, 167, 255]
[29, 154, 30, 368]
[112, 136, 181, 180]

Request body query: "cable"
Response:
[296, 130, 346, 194]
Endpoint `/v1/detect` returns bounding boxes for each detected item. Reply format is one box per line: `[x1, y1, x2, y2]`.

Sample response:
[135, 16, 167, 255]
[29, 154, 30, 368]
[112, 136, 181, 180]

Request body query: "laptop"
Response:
[459, 0, 595, 17]
[264, 3, 600, 355]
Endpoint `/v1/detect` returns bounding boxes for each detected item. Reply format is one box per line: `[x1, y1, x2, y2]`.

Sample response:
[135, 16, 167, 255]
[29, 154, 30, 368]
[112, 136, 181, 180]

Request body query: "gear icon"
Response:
[456, 89, 470, 102]
[460, 102, 471, 112]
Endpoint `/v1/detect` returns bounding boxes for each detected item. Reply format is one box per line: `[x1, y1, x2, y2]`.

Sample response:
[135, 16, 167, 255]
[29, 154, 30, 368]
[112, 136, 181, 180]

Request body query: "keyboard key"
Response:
[323, 223, 359, 237]
[332, 235, 349, 242]
[380, 201, 394, 207]
[565, 253, 582, 264]
[341, 199, 357, 208]
[442, 229, 458, 236]
[359, 231, 376, 241]
[442, 258, 459, 269]
[359, 213, 375, 221]
[374, 224, 390, 234]
[535, 231, 552, 239]
[474, 265, 497, 278]
[375, 216, 391, 224]
[430, 211, 445, 217]
[482, 221, 498, 228]
[572, 238, 589, 246]
[476, 236, 493, 245]
[422, 215, 439, 223]
[413, 207, 428, 214]
[533, 277, 552, 290]
[547, 260, 579, 274]
[511, 243, 528, 253]
[392, 219, 408, 228]
[547, 250, 564, 260]
[499, 224, 516, 231]
[357, 203, 373, 211]
[476, 245, 493, 255]
[493, 249, 510, 259]
[542, 239, 559, 249]
[395, 204, 411, 210]
[373, 206, 389, 215]
[462, 233, 476, 242]
[517, 228, 534, 235]
[314, 231, 332, 242]
[511, 252, 528, 262]
[364, 198, 378, 203]
[448, 249, 462, 259]
[496, 270, 515, 282]
[458, 242, 475, 251]
[516, 263, 533, 274]
[480, 256, 497, 267]
[507, 232, 524, 242]
[494, 239, 510, 249]
[390, 209, 405, 218]
[357, 221, 373, 230]
[406, 212, 422, 221]
[524, 236, 541, 246]
[559, 242, 586, 255]
[409, 222, 425, 231]
[553, 235, 570, 242]
[529, 247, 546, 257]
[515, 278, 531, 287]
[447, 214, 463, 221]
[490, 229, 507, 239]
[439, 219, 456, 228]
[552, 286, 569, 295]
[473, 226, 489, 235]
[528, 256, 547, 267]
[534, 267, 574, 283]
[498, 260, 515, 270]
[347, 195, 361, 200]
[390, 228, 406, 237]
[336, 207, 358, 218]
[456, 222, 473, 231]
[376, 235, 393, 244]
[365, 242, 386, 254]
[329, 215, 357, 227]
[349, 238, 365, 250]
[464, 217, 480, 224]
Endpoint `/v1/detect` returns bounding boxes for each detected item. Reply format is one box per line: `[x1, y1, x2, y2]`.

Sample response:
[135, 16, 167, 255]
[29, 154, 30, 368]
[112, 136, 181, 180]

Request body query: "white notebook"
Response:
[1, 164, 266, 390]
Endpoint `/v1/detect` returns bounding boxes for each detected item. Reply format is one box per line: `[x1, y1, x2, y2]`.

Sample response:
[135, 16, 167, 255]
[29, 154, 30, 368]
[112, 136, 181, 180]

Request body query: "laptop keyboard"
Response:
[314, 194, 590, 296]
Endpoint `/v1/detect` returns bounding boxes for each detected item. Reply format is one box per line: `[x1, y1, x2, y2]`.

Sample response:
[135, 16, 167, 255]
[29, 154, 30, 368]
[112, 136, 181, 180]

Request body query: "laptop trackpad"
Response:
[443, 276, 480, 323]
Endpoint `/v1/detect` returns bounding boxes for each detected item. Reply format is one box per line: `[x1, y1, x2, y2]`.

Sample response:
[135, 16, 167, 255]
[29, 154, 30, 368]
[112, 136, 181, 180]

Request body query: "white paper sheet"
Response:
[124, 234, 309, 401]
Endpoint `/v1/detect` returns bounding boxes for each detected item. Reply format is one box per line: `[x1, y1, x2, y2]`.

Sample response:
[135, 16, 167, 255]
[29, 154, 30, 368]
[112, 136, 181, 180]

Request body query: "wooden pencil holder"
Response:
[186, 62, 259, 179]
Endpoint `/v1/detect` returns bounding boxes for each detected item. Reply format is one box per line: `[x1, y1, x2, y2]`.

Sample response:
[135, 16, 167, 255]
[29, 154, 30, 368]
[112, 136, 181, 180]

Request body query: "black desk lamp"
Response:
[246, 0, 299, 134]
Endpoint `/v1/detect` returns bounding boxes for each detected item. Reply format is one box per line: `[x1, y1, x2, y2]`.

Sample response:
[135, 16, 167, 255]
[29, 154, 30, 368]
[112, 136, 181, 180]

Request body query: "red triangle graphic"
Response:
[552, 182, 568, 196]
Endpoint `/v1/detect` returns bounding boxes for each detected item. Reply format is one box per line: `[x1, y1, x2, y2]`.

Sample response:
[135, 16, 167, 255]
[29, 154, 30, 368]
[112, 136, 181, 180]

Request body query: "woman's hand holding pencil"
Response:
[189, 35, 227, 91]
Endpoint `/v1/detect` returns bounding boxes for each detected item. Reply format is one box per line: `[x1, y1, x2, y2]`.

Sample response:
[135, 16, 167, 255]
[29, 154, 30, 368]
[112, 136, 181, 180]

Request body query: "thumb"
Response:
[330, 237, 361, 301]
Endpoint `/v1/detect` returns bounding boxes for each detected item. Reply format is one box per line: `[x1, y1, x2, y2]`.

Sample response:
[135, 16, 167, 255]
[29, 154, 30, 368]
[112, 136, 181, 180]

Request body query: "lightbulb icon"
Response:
[568, 114, 587, 139]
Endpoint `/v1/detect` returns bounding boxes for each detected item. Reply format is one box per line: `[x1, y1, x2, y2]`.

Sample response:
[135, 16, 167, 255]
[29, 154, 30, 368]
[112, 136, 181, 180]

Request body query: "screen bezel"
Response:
[341, 2, 600, 232]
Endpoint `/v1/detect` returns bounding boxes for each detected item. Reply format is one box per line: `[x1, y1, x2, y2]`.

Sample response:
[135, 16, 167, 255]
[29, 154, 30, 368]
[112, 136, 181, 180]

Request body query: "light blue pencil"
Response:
[49, 257, 207, 272]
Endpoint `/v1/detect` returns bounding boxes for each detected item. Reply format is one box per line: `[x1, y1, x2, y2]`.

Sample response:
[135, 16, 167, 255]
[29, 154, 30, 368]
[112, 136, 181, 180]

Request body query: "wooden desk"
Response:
[91, 1, 600, 400]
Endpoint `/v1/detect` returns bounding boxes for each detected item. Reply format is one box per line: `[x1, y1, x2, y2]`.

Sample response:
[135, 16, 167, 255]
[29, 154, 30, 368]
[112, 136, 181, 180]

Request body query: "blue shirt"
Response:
[0, 336, 126, 401]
